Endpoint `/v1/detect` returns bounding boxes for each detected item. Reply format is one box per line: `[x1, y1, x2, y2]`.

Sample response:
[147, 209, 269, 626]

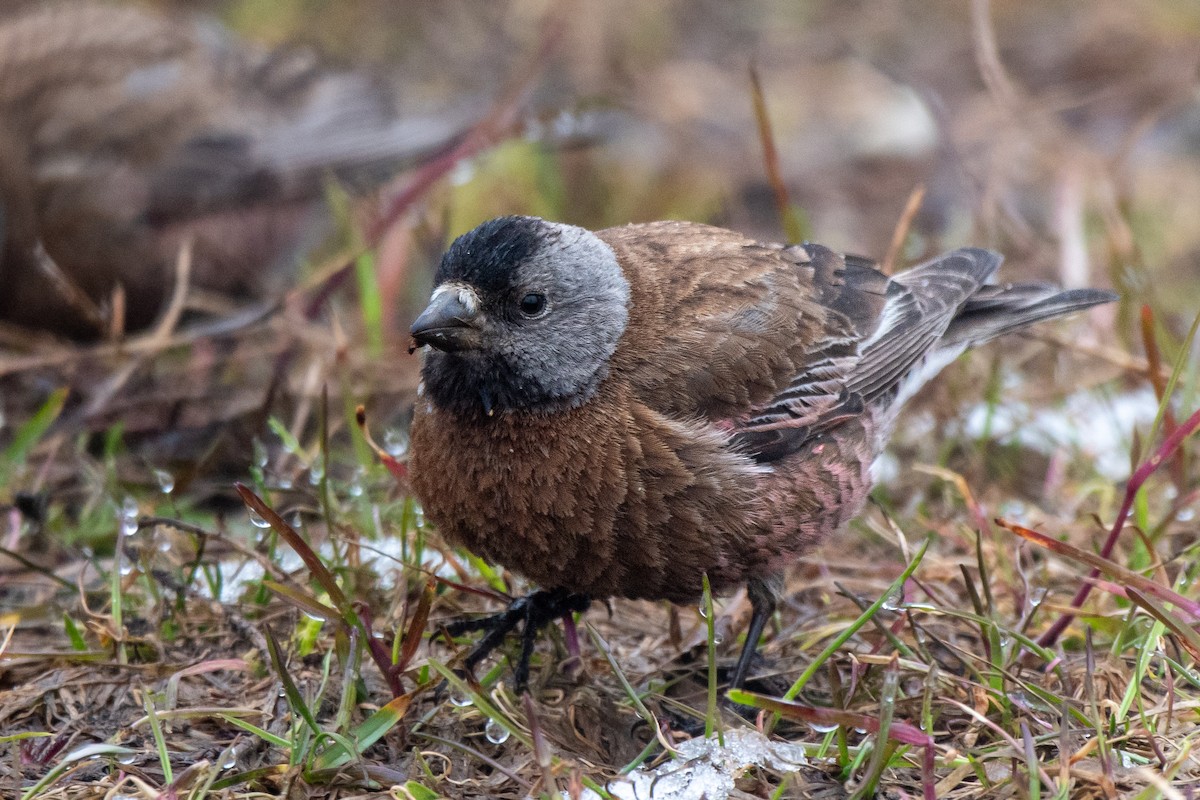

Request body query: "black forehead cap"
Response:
[436, 216, 549, 293]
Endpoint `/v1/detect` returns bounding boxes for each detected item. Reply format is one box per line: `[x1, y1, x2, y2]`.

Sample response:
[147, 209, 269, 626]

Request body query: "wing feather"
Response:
[736, 248, 1001, 462]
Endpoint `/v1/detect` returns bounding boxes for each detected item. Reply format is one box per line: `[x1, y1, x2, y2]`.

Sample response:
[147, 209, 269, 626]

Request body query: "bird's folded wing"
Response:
[847, 248, 1001, 401]
[598, 224, 1010, 463]
[735, 247, 1003, 462]
[730, 247, 879, 461]
[598, 221, 834, 421]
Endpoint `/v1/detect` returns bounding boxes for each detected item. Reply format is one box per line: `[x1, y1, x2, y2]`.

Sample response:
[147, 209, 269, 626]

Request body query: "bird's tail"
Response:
[877, 251, 1116, 414]
[941, 282, 1118, 348]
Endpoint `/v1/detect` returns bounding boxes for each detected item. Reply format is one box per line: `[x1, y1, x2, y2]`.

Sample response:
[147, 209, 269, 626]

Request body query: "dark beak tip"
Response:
[410, 289, 481, 353]
[409, 324, 479, 353]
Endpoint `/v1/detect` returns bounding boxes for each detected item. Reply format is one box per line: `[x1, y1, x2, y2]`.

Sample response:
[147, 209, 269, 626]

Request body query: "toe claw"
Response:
[443, 589, 592, 691]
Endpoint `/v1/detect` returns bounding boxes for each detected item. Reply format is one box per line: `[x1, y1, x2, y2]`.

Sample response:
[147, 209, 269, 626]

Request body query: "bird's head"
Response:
[411, 216, 630, 416]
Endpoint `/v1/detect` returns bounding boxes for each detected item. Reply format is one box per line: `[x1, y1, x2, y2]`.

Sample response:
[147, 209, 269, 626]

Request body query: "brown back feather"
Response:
[598, 221, 833, 421]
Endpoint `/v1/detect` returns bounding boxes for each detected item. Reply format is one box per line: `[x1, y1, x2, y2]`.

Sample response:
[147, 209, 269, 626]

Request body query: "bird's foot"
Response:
[445, 589, 591, 692]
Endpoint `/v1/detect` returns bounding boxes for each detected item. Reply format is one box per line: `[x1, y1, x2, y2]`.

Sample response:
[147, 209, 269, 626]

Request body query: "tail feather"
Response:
[942, 284, 1118, 347]
[738, 244, 1116, 464]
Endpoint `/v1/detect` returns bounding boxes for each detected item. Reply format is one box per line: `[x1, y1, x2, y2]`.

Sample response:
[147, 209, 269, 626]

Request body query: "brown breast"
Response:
[409, 378, 783, 603]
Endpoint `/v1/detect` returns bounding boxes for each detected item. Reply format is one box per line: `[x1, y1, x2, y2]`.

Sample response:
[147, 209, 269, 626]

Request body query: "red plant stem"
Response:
[356, 601, 405, 697]
[1140, 305, 1185, 489]
[1037, 404, 1200, 648]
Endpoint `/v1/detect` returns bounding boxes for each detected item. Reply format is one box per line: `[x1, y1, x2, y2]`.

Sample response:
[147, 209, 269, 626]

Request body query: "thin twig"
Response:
[969, 0, 1021, 112]
[882, 184, 926, 275]
[750, 63, 803, 244]
[81, 239, 194, 418]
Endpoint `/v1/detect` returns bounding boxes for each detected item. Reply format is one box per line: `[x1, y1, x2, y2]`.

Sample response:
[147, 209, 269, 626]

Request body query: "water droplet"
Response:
[384, 428, 409, 458]
[484, 718, 510, 744]
[1178, 508, 1196, 522]
[697, 605, 709, 619]
[278, 476, 294, 490]
[119, 562, 136, 577]
[221, 756, 236, 770]
[118, 755, 137, 765]
[450, 161, 476, 186]
[880, 587, 905, 612]
[158, 539, 172, 553]
[290, 512, 303, 530]
[998, 500, 1027, 520]
[348, 469, 365, 498]
[308, 461, 325, 486]
[807, 722, 838, 734]
[711, 632, 724, 645]
[552, 109, 577, 138]
[252, 438, 269, 468]
[120, 497, 139, 537]
[248, 508, 272, 528]
[449, 688, 473, 707]
[153, 469, 174, 494]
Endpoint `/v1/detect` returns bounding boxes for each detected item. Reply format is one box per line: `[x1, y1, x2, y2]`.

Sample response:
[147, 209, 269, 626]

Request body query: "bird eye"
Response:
[518, 292, 547, 318]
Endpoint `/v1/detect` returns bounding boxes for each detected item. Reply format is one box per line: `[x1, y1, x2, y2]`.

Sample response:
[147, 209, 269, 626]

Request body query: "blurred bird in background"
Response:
[0, 2, 473, 339]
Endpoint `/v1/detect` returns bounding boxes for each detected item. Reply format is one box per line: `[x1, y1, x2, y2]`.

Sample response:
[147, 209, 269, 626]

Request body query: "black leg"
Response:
[730, 577, 779, 691]
[515, 597, 543, 691]
[446, 589, 591, 692]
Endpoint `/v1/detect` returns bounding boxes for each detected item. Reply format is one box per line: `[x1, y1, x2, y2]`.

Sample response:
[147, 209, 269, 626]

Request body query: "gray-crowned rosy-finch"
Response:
[408, 215, 1115, 690]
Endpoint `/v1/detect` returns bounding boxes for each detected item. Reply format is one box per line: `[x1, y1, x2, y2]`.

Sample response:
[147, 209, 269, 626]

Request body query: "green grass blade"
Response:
[3, 387, 67, 465]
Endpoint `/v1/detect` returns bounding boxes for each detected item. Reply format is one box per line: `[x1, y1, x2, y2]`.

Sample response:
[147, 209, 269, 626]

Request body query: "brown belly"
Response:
[408, 388, 855, 604]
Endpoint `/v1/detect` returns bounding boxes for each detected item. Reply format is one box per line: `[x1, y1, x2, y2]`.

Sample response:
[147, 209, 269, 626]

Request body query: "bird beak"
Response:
[410, 285, 483, 352]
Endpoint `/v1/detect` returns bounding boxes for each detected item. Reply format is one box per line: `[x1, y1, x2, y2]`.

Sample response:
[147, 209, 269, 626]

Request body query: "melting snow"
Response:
[960, 385, 1159, 480]
[576, 728, 808, 800]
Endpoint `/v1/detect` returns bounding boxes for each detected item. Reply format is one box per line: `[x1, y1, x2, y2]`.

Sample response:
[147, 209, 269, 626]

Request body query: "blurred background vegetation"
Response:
[23, 0, 1200, 313]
